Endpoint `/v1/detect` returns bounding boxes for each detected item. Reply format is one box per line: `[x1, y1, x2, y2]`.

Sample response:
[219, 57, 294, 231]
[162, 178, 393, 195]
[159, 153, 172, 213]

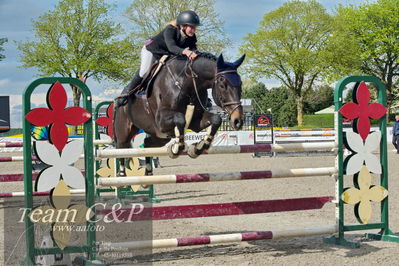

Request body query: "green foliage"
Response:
[239, 0, 336, 126]
[303, 114, 333, 128]
[0, 38, 7, 61]
[0, 128, 22, 137]
[125, 0, 230, 55]
[335, 0, 399, 110]
[344, 84, 378, 104]
[343, 88, 353, 103]
[244, 81, 334, 127]
[243, 82, 297, 127]
[389, 113, 398, 122]
[276, 102, 297, 127]
[322, 10, 362, 81]
[17, 0, 138, 85]
[304, 85, 333, 114]
[242, 81, 268, 113]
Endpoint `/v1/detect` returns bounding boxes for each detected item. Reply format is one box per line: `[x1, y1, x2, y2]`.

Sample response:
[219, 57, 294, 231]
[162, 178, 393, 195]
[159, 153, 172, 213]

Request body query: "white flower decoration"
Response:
[35, 140, 85, 192]
[344, 131, 381, 175]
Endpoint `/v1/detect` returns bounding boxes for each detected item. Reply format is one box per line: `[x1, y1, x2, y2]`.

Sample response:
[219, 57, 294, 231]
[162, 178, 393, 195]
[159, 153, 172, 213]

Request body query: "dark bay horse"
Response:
[113, 53, 245, 175]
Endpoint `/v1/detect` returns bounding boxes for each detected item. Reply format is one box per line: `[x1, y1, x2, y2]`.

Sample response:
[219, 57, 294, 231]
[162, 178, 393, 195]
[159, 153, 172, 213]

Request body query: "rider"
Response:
[115, 10, 201, 107]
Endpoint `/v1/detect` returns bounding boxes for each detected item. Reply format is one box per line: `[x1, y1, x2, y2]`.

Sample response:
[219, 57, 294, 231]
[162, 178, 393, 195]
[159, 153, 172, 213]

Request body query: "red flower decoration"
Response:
[339, 82, 386, 141]
[25, 81, 91, 152]
[95, 103, 114, 138]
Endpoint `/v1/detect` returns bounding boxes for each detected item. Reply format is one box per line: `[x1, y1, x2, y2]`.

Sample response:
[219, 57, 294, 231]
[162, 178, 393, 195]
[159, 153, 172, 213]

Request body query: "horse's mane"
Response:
[196, 52, 217, 61]
[174, 51, 217, 61]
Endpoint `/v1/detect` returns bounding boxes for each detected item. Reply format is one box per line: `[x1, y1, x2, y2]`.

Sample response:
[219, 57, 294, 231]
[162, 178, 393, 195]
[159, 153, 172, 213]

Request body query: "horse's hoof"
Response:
[187, 144, 200, 159]
[117, 171, 126, 177]
[167, 144, 180, 159]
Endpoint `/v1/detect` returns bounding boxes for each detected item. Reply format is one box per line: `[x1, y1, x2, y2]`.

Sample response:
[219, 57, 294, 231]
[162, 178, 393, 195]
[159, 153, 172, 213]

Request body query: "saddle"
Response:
[134, 55, 169, 97]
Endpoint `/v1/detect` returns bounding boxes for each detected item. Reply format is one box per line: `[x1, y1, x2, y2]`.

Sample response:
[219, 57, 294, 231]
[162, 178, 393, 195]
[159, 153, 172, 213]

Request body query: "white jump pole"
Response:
[97, 167, 336, 187]
[93, 139, 113, 145]
[97, 142, 336, 159]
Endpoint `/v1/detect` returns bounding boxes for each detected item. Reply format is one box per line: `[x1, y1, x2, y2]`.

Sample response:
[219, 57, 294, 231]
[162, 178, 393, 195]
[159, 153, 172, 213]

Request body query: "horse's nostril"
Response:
[234, 118, 243, 129]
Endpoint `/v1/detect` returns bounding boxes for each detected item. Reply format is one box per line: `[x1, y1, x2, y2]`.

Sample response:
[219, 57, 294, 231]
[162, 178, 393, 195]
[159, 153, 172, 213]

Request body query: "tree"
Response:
[243, 82, 296, 127]
[124, 0, 230, 55]
[242, 81, 268, 114]
[18, 0, 138, 107]
[304, 85, 333, 114]
[336, 0, 399, 115]
[0, 38, 7, 61]
[239, 0, 336, 126]
[267, 87, 297, 127]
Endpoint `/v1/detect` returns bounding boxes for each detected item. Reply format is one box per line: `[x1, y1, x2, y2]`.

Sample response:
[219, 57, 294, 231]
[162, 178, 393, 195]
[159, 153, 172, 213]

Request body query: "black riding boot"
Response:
[115, 70, 143, 107]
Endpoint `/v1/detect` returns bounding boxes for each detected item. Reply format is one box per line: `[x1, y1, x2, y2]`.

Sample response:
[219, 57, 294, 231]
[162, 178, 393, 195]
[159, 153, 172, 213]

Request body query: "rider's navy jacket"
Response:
[146, 25, 197, 60]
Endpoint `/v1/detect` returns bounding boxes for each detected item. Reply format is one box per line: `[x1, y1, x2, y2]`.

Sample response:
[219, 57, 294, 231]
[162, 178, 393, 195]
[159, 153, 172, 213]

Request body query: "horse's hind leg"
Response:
[113, 106, 138, 176]
[143, 136, 169, 179]
[187, 111, 222, 158]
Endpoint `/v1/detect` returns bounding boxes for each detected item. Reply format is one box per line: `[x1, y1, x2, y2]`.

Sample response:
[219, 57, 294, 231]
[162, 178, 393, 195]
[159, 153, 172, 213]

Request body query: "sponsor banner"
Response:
[254, 115, 273, 128]
[275, 131, 335, 137]
[0, 127, 394, 150]
[0, 96, 10, 133]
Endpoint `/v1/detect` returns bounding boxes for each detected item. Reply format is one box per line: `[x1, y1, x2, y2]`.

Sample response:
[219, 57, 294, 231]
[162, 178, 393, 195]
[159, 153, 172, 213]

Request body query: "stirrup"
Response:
[115, 96, 128, 107]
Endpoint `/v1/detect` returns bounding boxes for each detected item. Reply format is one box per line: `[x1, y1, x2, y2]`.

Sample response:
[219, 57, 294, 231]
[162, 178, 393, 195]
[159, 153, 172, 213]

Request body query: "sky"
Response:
[0, 0, 366, 127]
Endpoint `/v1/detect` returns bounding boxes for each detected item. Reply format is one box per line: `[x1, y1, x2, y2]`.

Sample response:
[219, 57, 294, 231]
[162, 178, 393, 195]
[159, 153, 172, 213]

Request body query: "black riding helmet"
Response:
[176, 10, 201, 26]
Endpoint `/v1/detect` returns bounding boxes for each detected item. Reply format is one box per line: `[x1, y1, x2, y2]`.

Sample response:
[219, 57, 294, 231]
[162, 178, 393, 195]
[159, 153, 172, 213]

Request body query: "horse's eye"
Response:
[217, 77, 226, 89]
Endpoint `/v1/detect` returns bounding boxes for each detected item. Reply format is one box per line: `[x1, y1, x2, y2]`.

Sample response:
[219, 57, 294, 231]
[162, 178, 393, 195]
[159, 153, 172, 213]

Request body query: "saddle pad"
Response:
[135, 55, 169, 96]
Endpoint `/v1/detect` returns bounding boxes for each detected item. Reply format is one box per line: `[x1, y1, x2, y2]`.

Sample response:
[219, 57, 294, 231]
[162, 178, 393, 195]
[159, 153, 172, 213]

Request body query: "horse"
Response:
[113, 52, 245, 176]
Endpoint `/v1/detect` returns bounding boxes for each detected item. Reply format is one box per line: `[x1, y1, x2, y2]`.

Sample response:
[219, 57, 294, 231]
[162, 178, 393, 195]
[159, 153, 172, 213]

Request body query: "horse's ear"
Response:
[217, 54, 225, 69]
[233, 54, 246, 68]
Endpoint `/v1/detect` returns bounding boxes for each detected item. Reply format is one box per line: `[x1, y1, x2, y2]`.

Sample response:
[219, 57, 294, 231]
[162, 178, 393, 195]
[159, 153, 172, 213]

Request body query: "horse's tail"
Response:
[112, 102, 118, 144]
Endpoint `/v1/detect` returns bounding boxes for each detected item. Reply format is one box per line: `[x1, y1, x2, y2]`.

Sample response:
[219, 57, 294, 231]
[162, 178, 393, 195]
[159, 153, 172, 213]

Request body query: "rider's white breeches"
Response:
[139, 45, 154, 78]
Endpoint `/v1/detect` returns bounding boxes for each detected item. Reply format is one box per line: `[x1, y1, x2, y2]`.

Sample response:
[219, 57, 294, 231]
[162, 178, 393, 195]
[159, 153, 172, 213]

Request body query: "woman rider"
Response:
[115, 10, 201, 107]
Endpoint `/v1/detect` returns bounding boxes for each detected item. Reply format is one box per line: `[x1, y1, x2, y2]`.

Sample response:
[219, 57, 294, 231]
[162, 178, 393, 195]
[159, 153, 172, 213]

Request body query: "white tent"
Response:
[315, 105, 334, 114]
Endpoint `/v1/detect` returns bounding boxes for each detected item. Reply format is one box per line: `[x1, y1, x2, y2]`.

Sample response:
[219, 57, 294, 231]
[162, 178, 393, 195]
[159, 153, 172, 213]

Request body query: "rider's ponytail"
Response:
[166, 20, 178, 28]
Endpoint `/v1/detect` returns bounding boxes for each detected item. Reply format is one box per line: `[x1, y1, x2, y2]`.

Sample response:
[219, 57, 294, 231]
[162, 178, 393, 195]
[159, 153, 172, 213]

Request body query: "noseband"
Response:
[182, 61, 242, 117]
[214, 70, 242, 118]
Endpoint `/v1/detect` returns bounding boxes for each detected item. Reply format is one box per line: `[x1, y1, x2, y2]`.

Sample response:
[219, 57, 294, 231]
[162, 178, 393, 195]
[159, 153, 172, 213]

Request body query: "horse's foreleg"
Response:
[157, 110, 186, 158]
[168, 112, 187, 158]
[188, 112, 222, 158]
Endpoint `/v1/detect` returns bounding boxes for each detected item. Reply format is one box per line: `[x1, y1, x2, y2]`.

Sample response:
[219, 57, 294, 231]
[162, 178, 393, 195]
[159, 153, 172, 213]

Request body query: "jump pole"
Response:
[99, 225, 337, 251]
[0, 189, 86, 198]
[97, 167, 336, 187]
[0, 139, 109, 147]
[0, 173, 39, 182]
[0, 141, 24, 147]
[98, 196, 334, 221]
[97, 142, 336, 158]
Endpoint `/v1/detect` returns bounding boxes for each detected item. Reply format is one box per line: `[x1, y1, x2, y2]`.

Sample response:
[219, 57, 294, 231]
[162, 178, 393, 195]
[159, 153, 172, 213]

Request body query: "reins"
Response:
[166, 58, 208, 111]
[187, 61, 208, 111]
[167, 57, 242, 118]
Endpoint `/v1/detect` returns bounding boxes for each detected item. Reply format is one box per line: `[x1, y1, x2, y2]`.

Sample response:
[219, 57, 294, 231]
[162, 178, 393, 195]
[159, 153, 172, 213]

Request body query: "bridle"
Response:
[166, 58, 242, 118]
[214, 70, 242, 118]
